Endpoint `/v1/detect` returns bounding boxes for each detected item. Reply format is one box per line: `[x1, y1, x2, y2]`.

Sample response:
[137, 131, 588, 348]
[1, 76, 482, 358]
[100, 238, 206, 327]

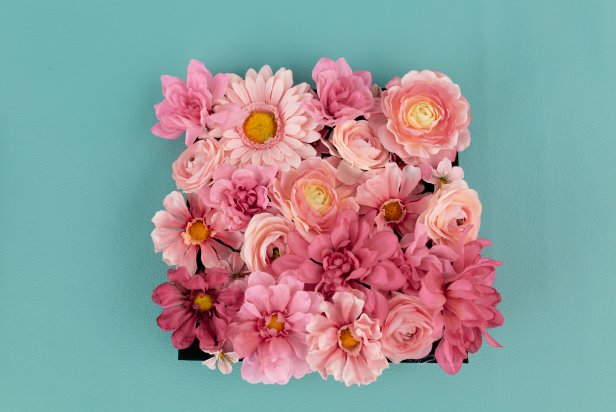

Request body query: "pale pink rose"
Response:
[240, 213, 295, 273]
[418, 180, 482, 247]
[375, 70, 471, 165]
[306, 291, 388, 386]
[420, 158, 464, 189]
[328, 120, 389, 171]
[381, 294, 439, 363]
[270, 157, 358, 240]
[172, 138, 224, 193]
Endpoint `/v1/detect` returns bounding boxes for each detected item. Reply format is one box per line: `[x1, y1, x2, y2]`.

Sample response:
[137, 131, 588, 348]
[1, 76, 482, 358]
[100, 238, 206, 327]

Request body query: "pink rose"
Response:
[304, 57, 375, 127]
[418, 180, 481, 247]
[375, 70, 471, 165]
[381, 294, 438, 363]
[240, 213, 295, 273]
[172, 138, 224, 193]
[329, 120, 389, 171]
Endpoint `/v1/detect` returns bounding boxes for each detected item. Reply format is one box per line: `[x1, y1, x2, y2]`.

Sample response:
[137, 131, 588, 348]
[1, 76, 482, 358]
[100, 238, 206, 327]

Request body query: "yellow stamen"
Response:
[382, 200, 404, 223]
[186, 219, 209, 244]
[193, 293, 213, 312]
[339, 328, 360, 351]
[243, 111, 277, 144]
[266, 314, 285, 332]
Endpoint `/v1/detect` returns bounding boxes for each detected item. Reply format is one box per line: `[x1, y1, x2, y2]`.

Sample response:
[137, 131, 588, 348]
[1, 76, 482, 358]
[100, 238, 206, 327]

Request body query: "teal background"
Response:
[2, 0, 615, 410]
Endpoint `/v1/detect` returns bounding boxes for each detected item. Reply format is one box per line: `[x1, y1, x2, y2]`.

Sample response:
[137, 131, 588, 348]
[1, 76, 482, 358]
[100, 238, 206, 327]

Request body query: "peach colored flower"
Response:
[418, 180, 481, 247]
[328, 120, 389, 171]
[172, 138, 224, 193]
[240, 213, 295, 273]
[375, 70, 470, 165]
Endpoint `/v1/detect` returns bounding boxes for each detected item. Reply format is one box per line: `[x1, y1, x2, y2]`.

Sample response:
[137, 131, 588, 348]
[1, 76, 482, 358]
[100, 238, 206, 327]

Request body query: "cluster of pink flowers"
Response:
[150, 58, 503, 385]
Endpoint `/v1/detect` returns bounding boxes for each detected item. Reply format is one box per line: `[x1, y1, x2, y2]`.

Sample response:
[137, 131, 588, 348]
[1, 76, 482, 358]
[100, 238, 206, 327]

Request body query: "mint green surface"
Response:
[2, 1, 615, 410]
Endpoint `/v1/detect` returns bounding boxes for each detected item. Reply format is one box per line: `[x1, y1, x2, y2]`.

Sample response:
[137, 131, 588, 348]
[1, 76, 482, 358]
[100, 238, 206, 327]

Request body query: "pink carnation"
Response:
[229, 272, 322, 384]
[152, 266, 243, 351]
[172, 138, 224, 193]
[151, 59, 247, 145]
[304, 57, 375, 127]
[306, 291, 388, 386]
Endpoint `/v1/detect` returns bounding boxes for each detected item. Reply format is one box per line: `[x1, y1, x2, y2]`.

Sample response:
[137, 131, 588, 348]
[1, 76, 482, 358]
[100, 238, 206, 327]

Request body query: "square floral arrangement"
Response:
[149, 58, 503, 386]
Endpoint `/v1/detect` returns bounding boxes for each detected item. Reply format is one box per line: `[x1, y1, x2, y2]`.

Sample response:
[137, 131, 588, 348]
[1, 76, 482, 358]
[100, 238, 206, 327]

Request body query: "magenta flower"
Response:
[201, 164, 277, 231]
[228, 272, 322, 384]
[151, 59, 247, 145]
[152, 266, 243, 351]
[304, 57, 375, 127]
[151, 191, 243, 274]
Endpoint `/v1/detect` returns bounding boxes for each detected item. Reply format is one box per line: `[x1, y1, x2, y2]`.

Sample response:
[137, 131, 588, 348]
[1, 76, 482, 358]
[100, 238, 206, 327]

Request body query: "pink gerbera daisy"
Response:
[151, 191, 243, 274]
[219, 66, 321, 171]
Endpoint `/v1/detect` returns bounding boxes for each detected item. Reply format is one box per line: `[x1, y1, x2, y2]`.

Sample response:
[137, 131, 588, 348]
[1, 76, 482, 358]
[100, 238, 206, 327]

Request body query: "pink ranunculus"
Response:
[152, 266, 243, 351]
[420, 157, 464, 189]
[172, 138, 225, 193]
[270, 157, 358, 240]
[374, 70, 471, 165]
[418, 180, 482, 247]
[240, 213, 295, 273]
[303, 57, 375, 127]
[201, 164, 277, 231]
[356, 162, 432, 236]
[380, 294, 439, 363]
[328, 120, 389, 171]
[151, 59, 247, 145]
[306, 290, 388, 386]
[419, 233, 503, 375]
[228, 271, 322, 384]
[151, 191, 243, 274]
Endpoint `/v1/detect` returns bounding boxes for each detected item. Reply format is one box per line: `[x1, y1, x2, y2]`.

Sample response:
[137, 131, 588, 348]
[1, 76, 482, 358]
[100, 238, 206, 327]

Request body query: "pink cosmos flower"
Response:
[374, 70, 471, 165]
[241, 213, 295, 273]
[152, 266, 243, 351]
[420, 233, 503, 375]
[356, 163, 431, 236]
[151, 59, 247, 145]
[328, 120, 389, 171]
[219, 66, 320, 171]
[201, 164, 277, 231]
[228, 271, 322, 384]
[151, 191, 243, 274]
[304, 57, 375, 127]
[420, 158, 464, 189]
[172, 138, 224, 193]
[306, 290, 388, 386]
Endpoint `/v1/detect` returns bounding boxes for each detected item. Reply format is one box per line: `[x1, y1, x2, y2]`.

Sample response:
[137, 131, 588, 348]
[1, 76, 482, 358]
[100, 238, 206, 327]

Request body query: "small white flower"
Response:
[202, 350, 240, 375]
[423, 158, 464, 189]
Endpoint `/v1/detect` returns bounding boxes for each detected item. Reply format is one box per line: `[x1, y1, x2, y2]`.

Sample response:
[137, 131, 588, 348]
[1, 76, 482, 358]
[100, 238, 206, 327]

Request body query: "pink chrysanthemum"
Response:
[151, 191, 243, 274]
[218, 66, 321, 171]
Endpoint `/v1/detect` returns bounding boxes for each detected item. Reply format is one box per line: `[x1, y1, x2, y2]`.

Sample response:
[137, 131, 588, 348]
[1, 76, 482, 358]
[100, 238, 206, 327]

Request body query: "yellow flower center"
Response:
[303, 184, 332, 213]
[266, 314, 285, 332]
[186, 219, 209, 244]
[243, 111, 277, 144]
[382, 199, 404, 223]
[193, 293, 213, 312]
[408, 100, 440, 130]
[339, 327, 360, 351]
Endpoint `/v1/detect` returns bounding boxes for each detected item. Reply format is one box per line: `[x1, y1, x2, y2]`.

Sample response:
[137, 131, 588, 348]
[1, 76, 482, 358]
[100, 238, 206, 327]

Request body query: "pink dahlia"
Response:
[420, 233, 503, 375]
[228, 271, 322, 384]
[151, 59, 247, 145]
[151, 191, 243, 274]
[152, 266, 243, 351]
[219, 66, 320, 171]
[306, 290, 388, 386]
[374, 70, 471, 165]
[356, 162, 431, 236]
[304, 57, 375, 127]
[201, 164, 277, 231]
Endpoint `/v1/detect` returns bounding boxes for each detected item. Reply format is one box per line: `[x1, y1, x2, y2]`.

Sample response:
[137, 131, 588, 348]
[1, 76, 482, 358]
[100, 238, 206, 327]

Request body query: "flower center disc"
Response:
[193, 293, 213, 312]
[303, 184, 332, 213]
[382, 199, 405, 223]
[243, 111, 277, 144]
[409, 100, 441, 130]
[186, 219, 209, 243]
[266, 314, 285, 332]
[339, 327, 360, 351]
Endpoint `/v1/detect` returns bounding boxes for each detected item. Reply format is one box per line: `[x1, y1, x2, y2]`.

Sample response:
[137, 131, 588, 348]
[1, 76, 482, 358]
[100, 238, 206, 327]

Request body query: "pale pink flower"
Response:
[420, 158, 464, 189]
[380, 294, 439, 363]
[418, 180, 482, 247]
[228, 272, 322, 384]
[270, 157, 358, 240]
[201, 164, 277, 231]
[304, 57, 375, 127]
[374, 70, 471, 165]
[203, 349, 240, 374]
[241, 213, 295, 273]
[151, 59, 247, 145]
[218, 252, 251, 287]
[356, 163, 431, 236]
[151, 191, 243, 274]
[306, 291, 388, 386]
[219, 66, 320, 171]
[172, 138, 224, 193]
[151, 266, 243, 351]
[328, 120, 389, 170]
